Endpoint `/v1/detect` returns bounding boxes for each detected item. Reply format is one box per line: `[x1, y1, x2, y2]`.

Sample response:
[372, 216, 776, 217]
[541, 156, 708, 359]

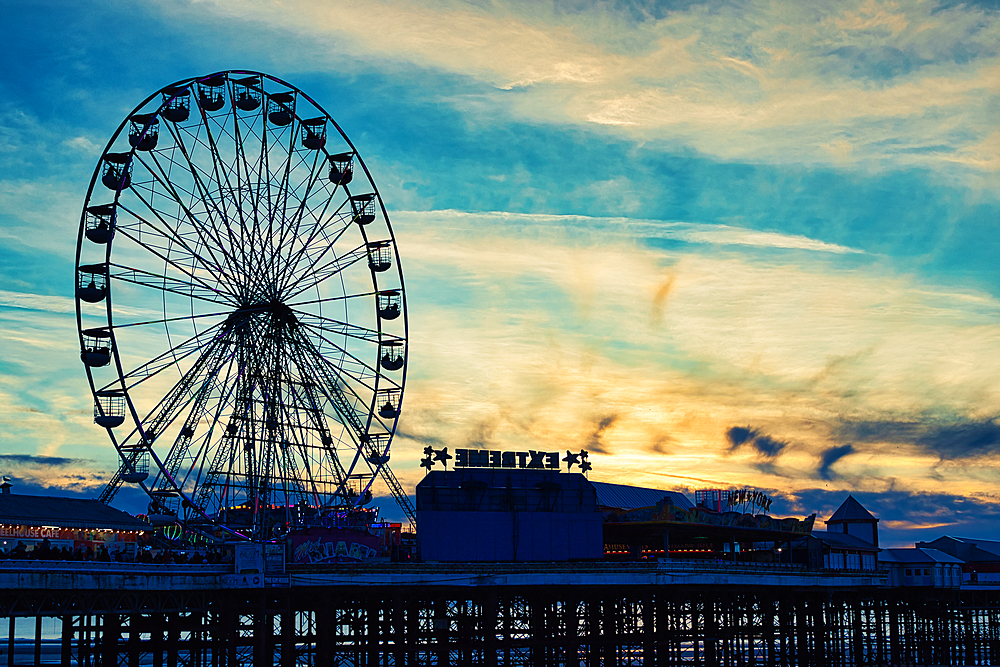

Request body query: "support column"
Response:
[642, 588, 655, 664]
[128, 614, 141, 667]
[61, 615, 73, 666]
[33, 616, 41, 667]
[315, 591, 331, 667]
[704, 596, 718, 665]
[7, 616, 14, 667]
[281, 595, 294, 667]
[101, 614, 122, 667]
[254, 596, 267, 667]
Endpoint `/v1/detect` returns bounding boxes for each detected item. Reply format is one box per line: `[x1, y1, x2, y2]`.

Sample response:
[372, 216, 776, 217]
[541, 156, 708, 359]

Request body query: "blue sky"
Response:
[0, 0, 998, 546]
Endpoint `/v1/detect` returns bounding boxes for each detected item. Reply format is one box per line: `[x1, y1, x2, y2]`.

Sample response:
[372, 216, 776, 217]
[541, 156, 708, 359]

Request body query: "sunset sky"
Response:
[1, 0, 998, 546]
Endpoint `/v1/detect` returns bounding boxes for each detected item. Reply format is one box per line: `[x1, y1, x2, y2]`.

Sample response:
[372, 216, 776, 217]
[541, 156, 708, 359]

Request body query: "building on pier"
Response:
[0, 493, 149, 558]
[416, 460, 823, 563]
[880, 547, 964, 588]
[803, 496, 882, 571]
[915, 536, 1000, 583]
[416, 469, 604, 562]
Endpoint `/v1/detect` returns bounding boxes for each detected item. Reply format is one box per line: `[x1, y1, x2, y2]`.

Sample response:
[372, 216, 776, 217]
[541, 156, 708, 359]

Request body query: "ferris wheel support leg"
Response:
[377, 463, 416, 532]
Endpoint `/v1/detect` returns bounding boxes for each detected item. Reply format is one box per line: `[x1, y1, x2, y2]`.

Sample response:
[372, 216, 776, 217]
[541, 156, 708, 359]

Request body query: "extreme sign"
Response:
[456, 449, 559, 469]
[445, 448, 591, 472]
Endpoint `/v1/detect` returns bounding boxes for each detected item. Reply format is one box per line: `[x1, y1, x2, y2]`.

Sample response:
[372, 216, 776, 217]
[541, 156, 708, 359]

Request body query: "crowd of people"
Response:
[0, 539, 119, 562]
[0, 538, 232, 565]
[134, 548, 230, 565]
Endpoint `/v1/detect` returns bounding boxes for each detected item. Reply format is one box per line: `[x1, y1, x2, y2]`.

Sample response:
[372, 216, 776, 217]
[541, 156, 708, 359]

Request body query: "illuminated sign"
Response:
[0, 525, 61, 539]
[456, 449, 560, 469]
[727, 489, 773, 513]
[419, 448, 591, 472]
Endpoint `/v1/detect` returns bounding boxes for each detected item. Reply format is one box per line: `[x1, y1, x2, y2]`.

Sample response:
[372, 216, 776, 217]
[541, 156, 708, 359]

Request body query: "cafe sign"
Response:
[0, 525, 63, 540]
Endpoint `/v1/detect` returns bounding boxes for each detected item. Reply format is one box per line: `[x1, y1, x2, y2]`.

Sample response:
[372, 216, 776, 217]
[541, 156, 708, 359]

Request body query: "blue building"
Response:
[416, 469, 603, 562]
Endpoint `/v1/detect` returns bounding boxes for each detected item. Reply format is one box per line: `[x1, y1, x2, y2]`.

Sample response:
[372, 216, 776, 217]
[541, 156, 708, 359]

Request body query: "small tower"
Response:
[826, 495, 879, 547]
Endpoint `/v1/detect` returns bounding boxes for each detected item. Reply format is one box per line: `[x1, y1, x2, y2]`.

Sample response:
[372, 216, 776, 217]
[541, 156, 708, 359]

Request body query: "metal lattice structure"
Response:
[75, 71, 413, 540]
[2, 582, 999, 665]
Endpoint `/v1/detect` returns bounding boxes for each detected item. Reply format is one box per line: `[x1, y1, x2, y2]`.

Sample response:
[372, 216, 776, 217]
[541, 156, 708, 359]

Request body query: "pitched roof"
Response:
[938, 536, 1000, 557]
[0, 494, 148, 531]
[591, 481, 693, 511]
[811, 530, 878, 551]
[880, 547, 963, 565]
[827, 495, 877, 523]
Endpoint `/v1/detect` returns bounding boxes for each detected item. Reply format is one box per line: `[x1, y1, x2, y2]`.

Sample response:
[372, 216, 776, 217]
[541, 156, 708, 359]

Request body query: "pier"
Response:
[1, 560, 998, 666]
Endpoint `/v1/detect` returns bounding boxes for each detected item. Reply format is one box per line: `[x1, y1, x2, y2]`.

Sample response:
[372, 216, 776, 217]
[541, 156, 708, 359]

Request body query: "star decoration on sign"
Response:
[420, 447, 453, 472]
[563, 451, 580, 470]
[433, 447, 452, 468]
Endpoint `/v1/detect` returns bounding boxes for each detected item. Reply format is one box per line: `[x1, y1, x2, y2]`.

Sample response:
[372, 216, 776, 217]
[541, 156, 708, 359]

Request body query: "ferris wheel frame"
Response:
[74, 70, 409, 541]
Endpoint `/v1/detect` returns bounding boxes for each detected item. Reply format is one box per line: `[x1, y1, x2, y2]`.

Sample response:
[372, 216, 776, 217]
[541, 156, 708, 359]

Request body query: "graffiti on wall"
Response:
[289, 527, 381, 564]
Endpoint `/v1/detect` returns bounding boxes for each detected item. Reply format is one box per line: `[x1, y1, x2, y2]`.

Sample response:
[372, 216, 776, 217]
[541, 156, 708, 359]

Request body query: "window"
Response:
[924, 569, 931, 576]
[905, 569, 912, 576]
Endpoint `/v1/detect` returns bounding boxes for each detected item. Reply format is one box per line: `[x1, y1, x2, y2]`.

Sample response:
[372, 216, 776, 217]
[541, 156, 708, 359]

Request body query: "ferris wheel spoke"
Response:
[110, 308, 231, 331]
[264, 133, 308, 292]
[271, 146, 330, 277]
[110, 319, 227, 392]
[108, 223, 232, 302]
[114, 203, 237, 296]
[190, 104, 270, 298]
[152, 348, 232, 496]
[284, 292, 379, 311]
[259, 117, 284, 289]
[294, 321, 383, 386]
[108, 262, 235, 307]
[293, 310, 383, 345]
[291, 331, 371, 446]
[275, 152, 332, 285]
[278, 204, 355, 295]
[176, 355, 241, 510]
[279, 216, 361, 298]
[265, 111, 324, 286]
[133, 146, 243, 290]
[157, 128, 260, 301]
[158, 118, 233, 223]
[132, 335, 231, 484]
[229, 104, 265, 297]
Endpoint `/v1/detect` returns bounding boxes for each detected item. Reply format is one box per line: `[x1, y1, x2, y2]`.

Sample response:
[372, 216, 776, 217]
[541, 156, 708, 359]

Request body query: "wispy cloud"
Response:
[0, 290, 75, 314]
[180, 0, 1000, 171]
[402, 210, 864, 254]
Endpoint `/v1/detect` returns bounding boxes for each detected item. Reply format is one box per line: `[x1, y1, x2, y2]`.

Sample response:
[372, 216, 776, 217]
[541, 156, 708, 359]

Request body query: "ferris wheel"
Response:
[74, 71, 412, 541]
